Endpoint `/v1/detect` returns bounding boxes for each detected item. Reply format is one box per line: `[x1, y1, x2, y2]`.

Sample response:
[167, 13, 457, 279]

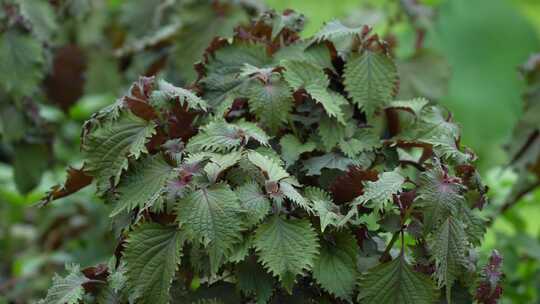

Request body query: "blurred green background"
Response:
[1, 0, 540, 302]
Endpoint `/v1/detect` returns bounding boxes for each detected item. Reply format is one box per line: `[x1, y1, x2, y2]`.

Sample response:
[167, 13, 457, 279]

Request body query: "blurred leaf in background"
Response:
[432, 0, 540, 171]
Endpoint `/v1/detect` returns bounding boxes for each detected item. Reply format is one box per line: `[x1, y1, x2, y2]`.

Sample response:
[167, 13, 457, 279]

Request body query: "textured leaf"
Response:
[358, 255, 438, 304]
[279, 180, 311, 212]
[344, 50, 398, 116]
[313, 20, 362, 42]
[318, 116, 346, 151]
[254, 216, 319, 292]
[400, 106, 469, 162]
[124, 223, 184, 304]
[187, 120, 269, 152]
[313, 231, 358, 300]
[41, 264, 88, 304]
[386, 98, 430, 117]
[430, 216, 468, 303]
[237, 257, 275, 304]
[416, 165, 465, 229]
[282, 60, 346, 123]
[303, 153, 355, 176]
[305, 187, 343, 232]
[247, 74, 294, 134]
[236, 182, 271, 227]
[204, 151, 242, 183]
[354, 170, 404, 213]
[459, 203, 486, 246]
[151, 79, 207, 111]
[83, 112, 156, 194]
[201, 43, 271, 107]
[275, 42, 335, 72]
[0, 29, 44, 97]
[97, 287, 123, 304]
[280, 134, 316, 168]
[339, 128, 381, 158]
[111, 155, 175, 217]
[248, 151, 289, 182]
[176, 184, 244, 267]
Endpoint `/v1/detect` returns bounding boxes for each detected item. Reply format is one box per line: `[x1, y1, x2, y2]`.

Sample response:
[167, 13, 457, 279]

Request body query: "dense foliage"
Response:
[38, 9, 500, 304]
[0, 1, 261, 301]
[0, 0, 261, 194]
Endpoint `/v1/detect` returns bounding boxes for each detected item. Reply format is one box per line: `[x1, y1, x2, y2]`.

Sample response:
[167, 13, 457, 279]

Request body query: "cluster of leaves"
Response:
[40, 9, 498, 304]
[0, 0, 261, 195]
[504, 53, 540, 210]
[1, 1, 260, 302]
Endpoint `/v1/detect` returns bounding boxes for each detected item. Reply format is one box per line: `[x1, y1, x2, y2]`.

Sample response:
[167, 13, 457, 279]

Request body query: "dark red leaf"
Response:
[329, 167, 378, 204]
[39, 167, 93, 207]
[44, 45, 86, 111]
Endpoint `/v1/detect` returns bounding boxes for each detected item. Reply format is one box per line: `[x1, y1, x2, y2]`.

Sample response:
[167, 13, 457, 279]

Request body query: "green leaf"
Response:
[201, 43, 271, 107]
[397, 51, 450, 101]
[400, 106, 469, 162]
[19, 0, 58, 41]
[313, 20, 362, 42]
[254, 216, 319, 292]
[303, 153, 355, 176]
[339, 128, 380, 158]
[386, 98, 429, 118]
[416, 165, 465, 229]
[358, 255, 438, 304]
[97, 261, 127, 303]
[97, 287, 123, 304]
[344, 50, 398, 116]
[354, 170, 405, 213]
[204, 151, 242, 183]
[458, 203, 486, 246]
[12, 142, 49, 194]
[0, 29, 44, 97]
[173, 4, 251, 83]
[280, 134, 316, 168]
[246, 74, 294, 134]
[83, 112, 156, 194]
[235, 120, 270, 146]
[279, 179, 312, 212]
[275, 42, 335, 72]
[281, 60, 346, 123]
[430, 216, 468, 303]
[176, 184, 244, 268]
[41, 264, 88, 304]
[110, 155, 175, 217]
[248, 151, 289, 182]
[187, 120, 269, 152]
[313, 231, 358, 300]
[236, 182, 271, 227]
[318, 116, 346, 151]
[151, 79, 208, 111]
[124, 223, 184, 304]
[237, 257, 275, 304]
[305, 187, 343, 232]
[269, 10, 305, 39]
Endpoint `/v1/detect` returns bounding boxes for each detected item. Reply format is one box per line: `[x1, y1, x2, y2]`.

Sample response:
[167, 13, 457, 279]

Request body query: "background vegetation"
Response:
[1, 0, 540, 303]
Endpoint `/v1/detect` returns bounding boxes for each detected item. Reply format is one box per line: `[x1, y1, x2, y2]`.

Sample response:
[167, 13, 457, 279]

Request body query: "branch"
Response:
[488, 180, 540, 225]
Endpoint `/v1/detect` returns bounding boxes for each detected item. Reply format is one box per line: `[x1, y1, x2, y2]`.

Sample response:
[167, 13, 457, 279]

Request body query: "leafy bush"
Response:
[40, 10, 499, 304]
